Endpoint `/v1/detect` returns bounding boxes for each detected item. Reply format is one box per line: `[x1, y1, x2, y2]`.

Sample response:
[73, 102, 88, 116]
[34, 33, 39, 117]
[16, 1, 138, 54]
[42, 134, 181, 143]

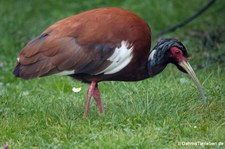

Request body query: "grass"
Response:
[0, 0, 225, 148]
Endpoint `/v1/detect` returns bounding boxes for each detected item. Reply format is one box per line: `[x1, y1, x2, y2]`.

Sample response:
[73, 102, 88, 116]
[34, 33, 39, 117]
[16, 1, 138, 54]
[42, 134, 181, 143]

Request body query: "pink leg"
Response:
[93, 86, 105, 113]
[84, 81, 104, 117]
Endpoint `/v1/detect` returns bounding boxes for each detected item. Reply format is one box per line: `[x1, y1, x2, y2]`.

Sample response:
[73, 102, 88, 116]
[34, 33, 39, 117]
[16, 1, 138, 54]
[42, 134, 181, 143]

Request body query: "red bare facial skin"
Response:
[170, 47, 186, 63]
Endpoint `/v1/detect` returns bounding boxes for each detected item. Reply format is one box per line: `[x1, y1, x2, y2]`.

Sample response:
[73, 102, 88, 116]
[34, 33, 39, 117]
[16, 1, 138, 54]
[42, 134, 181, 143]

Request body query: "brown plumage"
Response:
[13, 7, 206, 117]
[15, 8, 151, 82]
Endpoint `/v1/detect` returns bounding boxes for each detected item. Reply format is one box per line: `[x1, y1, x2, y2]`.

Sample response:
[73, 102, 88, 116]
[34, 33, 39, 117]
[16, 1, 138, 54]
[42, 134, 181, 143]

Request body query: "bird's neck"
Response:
[147, 48, 168, 77]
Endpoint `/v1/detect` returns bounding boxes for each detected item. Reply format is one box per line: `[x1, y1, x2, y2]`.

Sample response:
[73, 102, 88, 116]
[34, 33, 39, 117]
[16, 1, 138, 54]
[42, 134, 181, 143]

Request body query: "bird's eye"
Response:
[170, 47, 183, 56]
[175, 50, 181, 55]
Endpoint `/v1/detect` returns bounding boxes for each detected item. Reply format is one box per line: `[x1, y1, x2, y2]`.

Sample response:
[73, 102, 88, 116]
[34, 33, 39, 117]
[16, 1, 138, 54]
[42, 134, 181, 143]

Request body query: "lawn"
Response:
[0, 0, 224, 148]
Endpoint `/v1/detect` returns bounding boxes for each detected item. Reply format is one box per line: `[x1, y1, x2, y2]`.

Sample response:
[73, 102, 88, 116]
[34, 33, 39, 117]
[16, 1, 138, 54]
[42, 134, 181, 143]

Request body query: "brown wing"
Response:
[13, 8, 151, 80]
[14, 32, 116, 79]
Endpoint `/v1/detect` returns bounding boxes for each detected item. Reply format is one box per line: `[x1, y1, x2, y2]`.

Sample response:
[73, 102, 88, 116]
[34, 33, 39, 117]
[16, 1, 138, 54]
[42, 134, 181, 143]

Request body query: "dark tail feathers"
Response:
[13, 64, 33, 80]
[13, 64, 21, 78]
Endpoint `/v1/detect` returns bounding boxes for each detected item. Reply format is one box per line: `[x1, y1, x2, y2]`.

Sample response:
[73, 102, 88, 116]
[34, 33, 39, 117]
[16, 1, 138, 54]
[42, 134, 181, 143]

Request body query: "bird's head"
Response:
[148, 38, 206, 104]
[159, 38, 189, 73]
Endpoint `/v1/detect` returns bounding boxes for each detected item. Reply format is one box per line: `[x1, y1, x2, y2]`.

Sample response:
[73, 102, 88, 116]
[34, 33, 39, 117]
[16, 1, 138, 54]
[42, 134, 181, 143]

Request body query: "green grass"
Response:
[0, 0, 225, 148]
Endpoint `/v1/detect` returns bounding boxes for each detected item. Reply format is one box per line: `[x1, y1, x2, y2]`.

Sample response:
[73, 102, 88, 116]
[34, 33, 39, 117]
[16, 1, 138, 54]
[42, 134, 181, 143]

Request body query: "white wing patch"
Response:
[98, 41, 133, 75]
[55, 41, 133, 76]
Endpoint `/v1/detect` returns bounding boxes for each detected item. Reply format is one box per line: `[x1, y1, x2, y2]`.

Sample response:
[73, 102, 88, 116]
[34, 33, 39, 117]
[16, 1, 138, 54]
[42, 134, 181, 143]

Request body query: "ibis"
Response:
[13, 7, 206, 117]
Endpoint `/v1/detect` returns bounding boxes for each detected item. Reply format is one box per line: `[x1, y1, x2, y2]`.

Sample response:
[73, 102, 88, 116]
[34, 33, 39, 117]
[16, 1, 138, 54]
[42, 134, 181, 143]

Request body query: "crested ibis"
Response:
[13, 7, 206, 117]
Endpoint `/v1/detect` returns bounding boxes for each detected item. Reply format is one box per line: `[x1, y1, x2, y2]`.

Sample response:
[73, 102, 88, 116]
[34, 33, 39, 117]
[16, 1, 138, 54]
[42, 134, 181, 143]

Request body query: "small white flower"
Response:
[72, 87, 81, 93]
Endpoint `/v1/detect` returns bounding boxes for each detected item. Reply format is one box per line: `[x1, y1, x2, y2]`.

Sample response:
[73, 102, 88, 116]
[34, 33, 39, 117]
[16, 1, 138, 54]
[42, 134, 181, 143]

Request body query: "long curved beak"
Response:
[179, 60, 206, 105]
